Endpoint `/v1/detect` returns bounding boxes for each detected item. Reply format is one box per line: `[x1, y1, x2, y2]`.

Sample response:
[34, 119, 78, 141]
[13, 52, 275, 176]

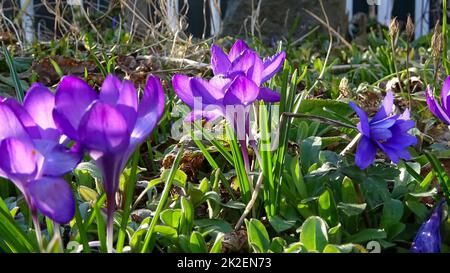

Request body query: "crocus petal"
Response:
[370, 115, 398, 129]
[349, 102, 370, 136]
[230, 50, 257, 75]
[441, 76, 450, 110]
[0, 104, 31, 142]
[411, 200, 445, 253]
[257, 87, 281, 102]
[371, 128, 392, 141]
[23, 83, 60, 140]
[54, 76, 98, 140]
[78, 102, 130, 153]
[355, 136, 377, 169]
[2, 98, 40, 139]
[94, 154, 124, 198]
[131, 75, 165, 146]
[190, 77, 225, 104]
[376, 142, 400, 163]
[209, 75, 233, 91]
[426, 85, 450, 124]
[99, 74, 121, 104]
[211, 44, 231, 75]
[0, 138, 41, 180]
[172, 74, 195, 107]
[372, 91, 394, 122]
[248, 54, 264, 86]
[261, 51, 286, 83]
[27, 177, 75, 224]
[34, 139, 82, 176]
[184, 109, 223, 122]
[228, 39, 249, 62]
[116, 80, 138, 129]
[223, 76, 259, 105]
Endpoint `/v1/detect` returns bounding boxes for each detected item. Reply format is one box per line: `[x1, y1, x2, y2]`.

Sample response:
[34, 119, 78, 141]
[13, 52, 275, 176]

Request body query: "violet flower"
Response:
[425, 76, 450, 124]
[173, 39, 285, 124]
[173, 40, 285, 176]
[53, 74, 164, 252]
[349, 91, 417, 169]
[0, 83, 81, 225]
[411, 200, 446, 253]
[210, 39, 286, 102]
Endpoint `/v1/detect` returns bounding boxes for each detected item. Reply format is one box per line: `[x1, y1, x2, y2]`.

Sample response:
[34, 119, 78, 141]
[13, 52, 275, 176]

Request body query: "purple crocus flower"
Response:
[349, 91, 417, 169]
[425, 76, 450, 124]
[53, 74, 164, 251]
[210, 39, 286, 102]
[173, 40, 285, 124]
[411, 200, 446, 253]
[0, 83, 81, 224]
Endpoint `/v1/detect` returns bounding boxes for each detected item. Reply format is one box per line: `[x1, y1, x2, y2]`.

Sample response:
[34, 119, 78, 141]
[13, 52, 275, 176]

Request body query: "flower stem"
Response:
[116, 149, 140, 252]
[141, 145, 184, 253]
[106, 194, 115, 253]
[235, 141, 265, 230]
[32, 214, 44, 252]
[353, 181, 372, 228]
[239, 140, 254, 193]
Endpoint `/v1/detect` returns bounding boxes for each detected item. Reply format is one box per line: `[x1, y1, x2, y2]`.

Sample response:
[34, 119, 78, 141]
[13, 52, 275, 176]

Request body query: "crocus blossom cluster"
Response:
[411, 200, 446, 253]
[426, 76, 450, 124]
[52, 74, 164, 251]
[349, 91, 417, 169]
[0, 84, 81, 224]
[172, 39, 285, 125]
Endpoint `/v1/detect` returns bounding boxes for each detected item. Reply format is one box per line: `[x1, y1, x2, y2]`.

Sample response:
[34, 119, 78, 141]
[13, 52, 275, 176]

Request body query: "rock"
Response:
[221, 0, 347, 43]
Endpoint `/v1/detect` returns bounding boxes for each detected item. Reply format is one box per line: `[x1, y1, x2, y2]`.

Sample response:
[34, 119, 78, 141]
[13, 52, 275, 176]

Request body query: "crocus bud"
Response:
[389, 17, 399, 41]
[339, 77, 350, 97]
[406, 15, 415, 41]
[410, 200, 446, 253]
[432, 21, 443, 58]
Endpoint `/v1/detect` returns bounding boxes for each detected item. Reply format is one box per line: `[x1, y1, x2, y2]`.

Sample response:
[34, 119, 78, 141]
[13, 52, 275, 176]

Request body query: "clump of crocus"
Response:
[53, 74, 165, 252]
[411, 200, 446, 253]
[210, 39, 285, 101]
[0, 84, 81, 247]
[425, 76, 450, 124]
[173, 39, 285, 123]
[349, 91, 417, 169]
[173, 40, 285, 172]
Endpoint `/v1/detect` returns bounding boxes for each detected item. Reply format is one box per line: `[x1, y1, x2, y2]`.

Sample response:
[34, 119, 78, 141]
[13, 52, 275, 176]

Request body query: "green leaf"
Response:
[344, 229, 387, 244]
[194, 219, 233, 234]
[328, 224, 342, 244]
[2, 45, 24, 102]
[405, 198, 428, 221]
[210, 233, 224, 253]
[190, 231, 208, 253]
[269, 215, 296, 233]
[160, 209, 182, 229]
[180, 197, 194, 235]
[337, 202, 367, 217]
[425, 152, 450, 200]
[245, 218, 271, 253]
[300, 137, 322, 172]
[299, 216, 329, 252]
[323, 244, 355, 253]
[380, 199, 404, 229]
[284, 242, 306, 253]
[318, 188, 339, 227]
[76, 162, 103, 182]
[269, 237, 286, 253]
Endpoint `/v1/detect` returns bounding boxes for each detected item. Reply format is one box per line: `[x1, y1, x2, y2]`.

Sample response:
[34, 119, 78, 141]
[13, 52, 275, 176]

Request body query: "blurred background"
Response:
[0, 0, 447, 46]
